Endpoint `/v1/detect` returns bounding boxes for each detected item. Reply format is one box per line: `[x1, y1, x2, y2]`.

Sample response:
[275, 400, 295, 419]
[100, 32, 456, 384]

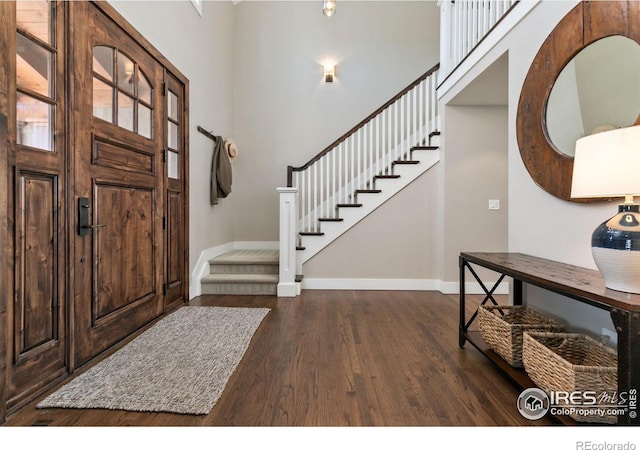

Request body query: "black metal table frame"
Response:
[459, 253, 640, 426]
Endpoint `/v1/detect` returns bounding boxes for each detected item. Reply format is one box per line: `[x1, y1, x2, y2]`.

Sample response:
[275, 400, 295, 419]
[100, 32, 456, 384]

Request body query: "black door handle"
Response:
[78, 198, 106, 236]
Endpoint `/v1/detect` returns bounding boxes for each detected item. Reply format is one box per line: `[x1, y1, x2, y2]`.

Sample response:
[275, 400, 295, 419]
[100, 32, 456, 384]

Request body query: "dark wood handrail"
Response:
[287, 62, 440, 186]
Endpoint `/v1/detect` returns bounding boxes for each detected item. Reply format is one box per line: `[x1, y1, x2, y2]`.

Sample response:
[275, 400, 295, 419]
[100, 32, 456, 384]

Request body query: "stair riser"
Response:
[209, 263, 279, 275]
[201, 282, 277, 296]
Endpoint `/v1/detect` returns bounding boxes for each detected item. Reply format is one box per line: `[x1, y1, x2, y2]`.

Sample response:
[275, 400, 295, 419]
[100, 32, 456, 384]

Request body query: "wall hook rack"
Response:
[197, 126, 218, 142]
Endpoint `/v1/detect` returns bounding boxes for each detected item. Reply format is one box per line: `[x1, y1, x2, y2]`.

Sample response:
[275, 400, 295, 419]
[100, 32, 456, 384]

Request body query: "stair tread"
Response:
[375, 175, 400, 179]
[318, 217, 344, 222]
[300, 231, 325, 236]
[411, 145, 439, 151]
[336, 203, 363, 207]
[296, 246, 306, 250]
[393, 160, 420, 164]
[356, 189, 382, 194]
[202, 273, 279, 283]
[209, 249, 278, 265]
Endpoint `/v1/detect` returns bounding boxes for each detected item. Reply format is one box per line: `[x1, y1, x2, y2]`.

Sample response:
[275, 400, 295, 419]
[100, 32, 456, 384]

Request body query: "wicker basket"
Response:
[523, 332, 618, 424]
[477, 305, 565, 368]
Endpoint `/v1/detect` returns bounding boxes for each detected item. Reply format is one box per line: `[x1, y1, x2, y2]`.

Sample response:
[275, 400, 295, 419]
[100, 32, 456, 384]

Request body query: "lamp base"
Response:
[592, 247, 640, 294]
[591, 204, 640, 294]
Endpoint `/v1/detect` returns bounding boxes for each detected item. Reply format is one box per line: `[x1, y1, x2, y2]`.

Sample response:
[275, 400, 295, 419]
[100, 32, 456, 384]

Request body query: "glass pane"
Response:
[168, 151, 179, 179]
[168, 91, 178, 121]
[168, 121, 178, 150]
[93, 46, 114, 81]
[138, 104, 152, 139]
[16, 93, 53, 151]
[117, 92, 134, 131]
[93, 77, 113, 123]
[138, 70, 152, 105]
[117, 51, 135, 95]
[16, 32, 52, 98]
[16, 0, 51, 44]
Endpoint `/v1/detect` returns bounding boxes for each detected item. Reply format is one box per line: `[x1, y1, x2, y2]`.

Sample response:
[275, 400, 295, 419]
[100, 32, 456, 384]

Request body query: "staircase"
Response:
[278, 64, 441, 296]
[201, 250, 279, 295]
[295, 134, 440, 265]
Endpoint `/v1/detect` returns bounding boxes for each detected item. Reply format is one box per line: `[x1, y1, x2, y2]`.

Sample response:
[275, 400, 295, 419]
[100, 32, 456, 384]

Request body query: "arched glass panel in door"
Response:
[92, 45, 153, 139]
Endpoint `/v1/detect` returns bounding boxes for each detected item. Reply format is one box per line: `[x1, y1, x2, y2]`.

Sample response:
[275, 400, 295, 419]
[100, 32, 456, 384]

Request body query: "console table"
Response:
[459, 252, 640, 426]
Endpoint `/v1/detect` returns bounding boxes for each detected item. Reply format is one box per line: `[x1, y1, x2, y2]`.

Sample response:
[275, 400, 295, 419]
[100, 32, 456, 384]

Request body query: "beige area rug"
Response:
[37, 306, 270, 415]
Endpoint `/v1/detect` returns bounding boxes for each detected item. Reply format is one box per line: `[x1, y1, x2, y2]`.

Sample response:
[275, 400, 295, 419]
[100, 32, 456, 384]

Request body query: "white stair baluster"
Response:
[312, 161, 317, 231]
[376, 114, 381, 176]
[305, 164, 310, 232]
[394, 101, 399, 163]
[416, 85, 420, 147]
[321, 158, 324, 220]
[419, 80, 424, 142]
[332, 145, 336, 217]
[368, 120, 373, 184]
[405, 93, 410, 160]
[362, 123, 367, 189]
[400, 96, 405, 161]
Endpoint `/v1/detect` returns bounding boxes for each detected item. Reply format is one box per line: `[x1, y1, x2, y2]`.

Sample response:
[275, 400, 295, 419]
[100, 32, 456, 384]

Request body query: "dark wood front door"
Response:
[70, 3, 165, 366]
[1, 1, 189, 420]
[5, 0, 68, 413]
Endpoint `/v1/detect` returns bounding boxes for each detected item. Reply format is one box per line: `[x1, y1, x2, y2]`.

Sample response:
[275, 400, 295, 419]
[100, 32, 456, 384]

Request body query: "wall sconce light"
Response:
[324, 63, 335, 83]
[323, 0, 336, 17]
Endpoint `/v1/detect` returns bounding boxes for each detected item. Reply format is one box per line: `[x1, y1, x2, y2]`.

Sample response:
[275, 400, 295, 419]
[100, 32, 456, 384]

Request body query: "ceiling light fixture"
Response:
[323, 0, 336, 17]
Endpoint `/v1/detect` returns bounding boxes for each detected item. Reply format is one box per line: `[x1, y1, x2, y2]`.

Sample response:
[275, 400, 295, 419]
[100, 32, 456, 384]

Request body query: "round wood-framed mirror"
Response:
[516, 1, 640, 202]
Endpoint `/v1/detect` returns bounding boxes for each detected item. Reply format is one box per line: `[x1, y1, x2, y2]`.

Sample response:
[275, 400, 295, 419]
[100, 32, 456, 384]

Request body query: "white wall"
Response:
[108, 1, 236, 285]
[302, 168, 441, 282]
[442, 105, 509, 282]
[231, 0, 440, 242]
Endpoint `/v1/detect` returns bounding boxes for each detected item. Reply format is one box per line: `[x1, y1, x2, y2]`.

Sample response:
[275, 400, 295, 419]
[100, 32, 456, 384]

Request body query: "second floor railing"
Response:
[439, 0, 518, 79]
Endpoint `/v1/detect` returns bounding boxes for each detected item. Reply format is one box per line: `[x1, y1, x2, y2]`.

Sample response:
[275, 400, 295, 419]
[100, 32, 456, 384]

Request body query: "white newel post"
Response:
[277, 187, 298, 297]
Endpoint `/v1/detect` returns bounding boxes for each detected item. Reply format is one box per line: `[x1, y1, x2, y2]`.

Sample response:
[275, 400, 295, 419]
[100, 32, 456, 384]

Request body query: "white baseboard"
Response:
[438, 281, 509, 295]
[277, 282, 297, 297]
[191, 244, 510, 298]
[189, 241, 279, 299]
[301, 278, 510, 295]
[302, 278, 441, 291]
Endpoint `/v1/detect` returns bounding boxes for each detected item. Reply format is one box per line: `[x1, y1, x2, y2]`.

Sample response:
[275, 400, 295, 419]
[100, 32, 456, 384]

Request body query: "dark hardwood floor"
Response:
[4, 290, 553, 427]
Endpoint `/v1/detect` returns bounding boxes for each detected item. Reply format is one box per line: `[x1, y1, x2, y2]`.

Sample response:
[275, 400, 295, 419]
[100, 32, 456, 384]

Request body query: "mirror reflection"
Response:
[546, 36, 640, 156]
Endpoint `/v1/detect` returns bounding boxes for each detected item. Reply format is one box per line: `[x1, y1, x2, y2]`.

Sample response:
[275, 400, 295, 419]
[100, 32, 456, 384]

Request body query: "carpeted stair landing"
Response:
[201, 250, 279, 296]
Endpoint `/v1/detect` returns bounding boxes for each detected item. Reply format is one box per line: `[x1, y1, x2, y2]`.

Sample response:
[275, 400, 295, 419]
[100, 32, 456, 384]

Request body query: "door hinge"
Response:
[162, 82, 167, 96]
[162, 149, 167, 163]
[163, 283, 167, 295]
[163, 216, 166, 229]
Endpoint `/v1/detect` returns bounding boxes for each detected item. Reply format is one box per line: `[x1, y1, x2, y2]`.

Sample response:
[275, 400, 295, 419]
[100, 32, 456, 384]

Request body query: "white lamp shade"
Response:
[571, 125, 640, 199]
